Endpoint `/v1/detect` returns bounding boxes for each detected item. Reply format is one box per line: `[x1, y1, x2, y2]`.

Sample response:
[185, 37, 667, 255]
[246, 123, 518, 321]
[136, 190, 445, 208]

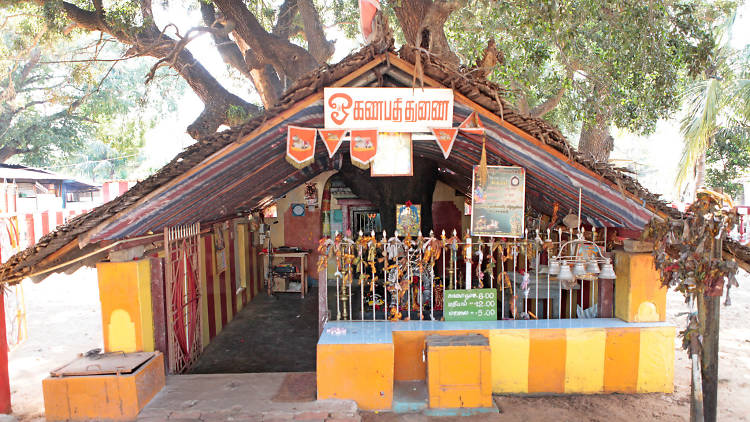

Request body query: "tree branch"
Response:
[297, 0, 334, 64]
[273, 0, 298, 39]
[199, 2, 283, 107]
[0, 145, 33, 163]
[510, 81, 530, 115]
[213, 0, 319, 81]
[530, 84, 566, 117]
[53, 0, 261, 139]
[92, 0, 104, 15]
[144, 25, 234, 85]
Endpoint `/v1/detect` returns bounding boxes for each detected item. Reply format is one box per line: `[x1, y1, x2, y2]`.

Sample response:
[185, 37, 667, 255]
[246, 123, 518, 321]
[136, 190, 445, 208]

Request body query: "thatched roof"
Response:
[2, 41, 747, 284]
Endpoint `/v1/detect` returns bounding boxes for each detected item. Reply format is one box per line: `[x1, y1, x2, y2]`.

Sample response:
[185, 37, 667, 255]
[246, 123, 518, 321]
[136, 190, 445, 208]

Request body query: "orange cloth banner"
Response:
[430, 127, 459, 159]
[318, 129, 347, 158]
[350, 129, 378, 169]
[286, 126, 317, 169]
[359, 0, 380, 43]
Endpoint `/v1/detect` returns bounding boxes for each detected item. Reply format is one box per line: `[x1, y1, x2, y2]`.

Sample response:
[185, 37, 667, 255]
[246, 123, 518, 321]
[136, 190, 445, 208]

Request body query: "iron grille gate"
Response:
[164, 222, 202, 373]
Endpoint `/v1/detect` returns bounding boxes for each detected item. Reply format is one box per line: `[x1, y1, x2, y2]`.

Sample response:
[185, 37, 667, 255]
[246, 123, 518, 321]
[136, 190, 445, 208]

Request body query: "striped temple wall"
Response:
[198, 218, 264, 348]
[96, 217, 266, 368]
[317, 321, 675, 410]
[101, 181, 137, 204]
[0, 208, 92, 262]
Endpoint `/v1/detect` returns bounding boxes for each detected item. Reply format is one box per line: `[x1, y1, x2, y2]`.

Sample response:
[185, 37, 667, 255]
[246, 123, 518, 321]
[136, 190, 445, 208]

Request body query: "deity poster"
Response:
[396, 203, 421, 237]
[470, 166, 525, 237]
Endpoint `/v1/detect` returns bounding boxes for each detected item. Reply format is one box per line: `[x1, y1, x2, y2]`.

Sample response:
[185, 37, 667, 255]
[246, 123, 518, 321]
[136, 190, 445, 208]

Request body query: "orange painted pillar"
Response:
[614, 250, 667, 322]
[97, 260, 155, 353]
[0, 293, 11, 414]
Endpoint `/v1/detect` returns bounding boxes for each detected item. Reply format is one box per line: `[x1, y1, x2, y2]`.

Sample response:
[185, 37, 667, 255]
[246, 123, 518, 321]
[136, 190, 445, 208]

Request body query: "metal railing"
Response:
[317, 227, 612, 321]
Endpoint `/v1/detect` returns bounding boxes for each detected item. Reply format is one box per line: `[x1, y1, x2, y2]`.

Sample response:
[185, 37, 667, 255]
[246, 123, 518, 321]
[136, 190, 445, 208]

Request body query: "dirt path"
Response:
[6, 268, 750, 421]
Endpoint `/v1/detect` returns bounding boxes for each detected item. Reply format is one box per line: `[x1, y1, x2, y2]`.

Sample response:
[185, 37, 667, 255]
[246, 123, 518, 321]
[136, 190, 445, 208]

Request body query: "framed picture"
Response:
[470, 166, 525, 237]
[396, 203, 421, 236]
[262, 204, 278, 219]
[371, 132, 413, 177]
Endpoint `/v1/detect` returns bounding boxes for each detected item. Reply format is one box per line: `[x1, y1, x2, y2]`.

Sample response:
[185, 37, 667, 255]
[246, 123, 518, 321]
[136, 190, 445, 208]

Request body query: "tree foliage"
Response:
[1, 0, 740, 169]
[677, 25, 750, 198]
[0, 3, 185, 169]
[705, 127, 750, 200]
[443, 0, 737, 160]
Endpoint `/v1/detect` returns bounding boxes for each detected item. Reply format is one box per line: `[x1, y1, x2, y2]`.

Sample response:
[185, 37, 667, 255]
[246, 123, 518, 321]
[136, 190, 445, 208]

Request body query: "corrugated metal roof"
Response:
[0, 43, 711, 283]
[0, 164, 98, 191]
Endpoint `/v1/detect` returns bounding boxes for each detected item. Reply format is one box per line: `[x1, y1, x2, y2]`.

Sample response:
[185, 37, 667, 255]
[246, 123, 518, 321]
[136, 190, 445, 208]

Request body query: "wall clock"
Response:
[291, 203, 306, 217]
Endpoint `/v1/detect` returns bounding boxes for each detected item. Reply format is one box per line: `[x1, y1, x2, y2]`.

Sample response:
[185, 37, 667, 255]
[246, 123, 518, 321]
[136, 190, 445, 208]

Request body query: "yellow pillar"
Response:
[97, 259, 154, 353]
[223, 225, 233, 321]
[614, 250, 666, 322]
[490, 329, 529, 393]
[637, 326, 675, 393]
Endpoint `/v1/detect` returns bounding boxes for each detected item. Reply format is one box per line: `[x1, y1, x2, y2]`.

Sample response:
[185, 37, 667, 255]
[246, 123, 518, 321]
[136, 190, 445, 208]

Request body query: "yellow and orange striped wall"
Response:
[318, 321, 675, 410]
[490, 325, 674, 394]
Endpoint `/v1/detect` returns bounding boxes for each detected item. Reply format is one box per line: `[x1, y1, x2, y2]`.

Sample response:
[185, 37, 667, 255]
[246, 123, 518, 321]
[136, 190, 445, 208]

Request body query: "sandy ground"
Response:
[5, 268, 750, 421]
[7, 268, 102, 421]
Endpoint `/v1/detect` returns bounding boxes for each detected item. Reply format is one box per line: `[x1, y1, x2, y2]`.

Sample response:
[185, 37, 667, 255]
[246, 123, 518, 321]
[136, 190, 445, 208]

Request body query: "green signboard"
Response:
[443, 288, 497, 321]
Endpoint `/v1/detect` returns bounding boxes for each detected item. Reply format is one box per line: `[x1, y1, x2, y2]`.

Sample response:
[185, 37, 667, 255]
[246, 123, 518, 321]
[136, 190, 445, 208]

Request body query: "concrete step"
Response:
[392, 381, 428, 413]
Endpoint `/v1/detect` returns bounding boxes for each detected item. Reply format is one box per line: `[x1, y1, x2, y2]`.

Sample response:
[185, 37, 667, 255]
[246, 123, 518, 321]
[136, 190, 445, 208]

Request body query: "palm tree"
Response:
[676, 18, 750, 200]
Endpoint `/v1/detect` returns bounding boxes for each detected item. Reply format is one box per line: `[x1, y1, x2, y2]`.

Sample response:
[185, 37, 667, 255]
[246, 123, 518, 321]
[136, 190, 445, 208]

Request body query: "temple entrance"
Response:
[188, 289, 320, 373]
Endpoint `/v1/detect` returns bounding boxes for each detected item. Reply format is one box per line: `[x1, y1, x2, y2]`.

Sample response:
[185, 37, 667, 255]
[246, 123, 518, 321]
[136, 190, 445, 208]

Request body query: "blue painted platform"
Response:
[318, 318, 674, 345]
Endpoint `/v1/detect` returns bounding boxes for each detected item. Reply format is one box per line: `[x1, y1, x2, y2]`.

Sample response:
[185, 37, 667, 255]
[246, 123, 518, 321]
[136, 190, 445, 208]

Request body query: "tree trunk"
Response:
[698, 293, 720, 422]
[578, 114, 614, 162]
[393, 0, 460, 67]
[213, 0, 320, 81]
[695, 151, 706, 198]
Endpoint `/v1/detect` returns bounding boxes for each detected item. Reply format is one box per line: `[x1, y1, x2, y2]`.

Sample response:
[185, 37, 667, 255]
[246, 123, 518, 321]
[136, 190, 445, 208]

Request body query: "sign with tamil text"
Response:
[471, 166, 525, 238]
[324, 87, 454, 132]
[444, 289, 497, 321]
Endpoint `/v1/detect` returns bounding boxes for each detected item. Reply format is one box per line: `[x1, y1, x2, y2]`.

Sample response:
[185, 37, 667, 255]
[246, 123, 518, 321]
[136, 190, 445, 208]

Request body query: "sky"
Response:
[136, 2, 750, 203]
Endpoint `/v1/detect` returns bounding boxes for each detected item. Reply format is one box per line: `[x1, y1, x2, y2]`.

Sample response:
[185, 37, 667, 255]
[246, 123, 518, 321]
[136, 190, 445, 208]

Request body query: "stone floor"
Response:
[138, 373, 360, 422]
[189, 285, 363, 374]
[189, 289, 321, 374]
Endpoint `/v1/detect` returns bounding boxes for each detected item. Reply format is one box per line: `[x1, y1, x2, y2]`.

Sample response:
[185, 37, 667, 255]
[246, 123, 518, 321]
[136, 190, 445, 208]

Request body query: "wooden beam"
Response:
[36, 238, 79, 267]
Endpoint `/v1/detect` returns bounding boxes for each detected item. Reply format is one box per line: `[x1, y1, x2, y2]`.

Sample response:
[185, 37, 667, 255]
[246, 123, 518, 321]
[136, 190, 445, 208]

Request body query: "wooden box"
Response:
[43, 352, 165, 421]
[273, 276, 287, 292]
[425, 334, 491, 408]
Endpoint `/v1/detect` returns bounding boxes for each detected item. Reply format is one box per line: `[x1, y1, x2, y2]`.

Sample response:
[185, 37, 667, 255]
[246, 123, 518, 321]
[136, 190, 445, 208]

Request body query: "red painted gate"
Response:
[164, 223, 202, 373]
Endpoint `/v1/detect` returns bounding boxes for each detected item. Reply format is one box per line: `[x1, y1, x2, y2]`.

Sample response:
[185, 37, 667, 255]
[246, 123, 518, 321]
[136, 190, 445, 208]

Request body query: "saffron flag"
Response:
[359, 0, 380, 43]
[350, 129, 378, 169]
[459, 111, 485, 135]
[430, 127, 459, 159]
[318, 129, 347, 158]
[286, 126, 317, 169]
